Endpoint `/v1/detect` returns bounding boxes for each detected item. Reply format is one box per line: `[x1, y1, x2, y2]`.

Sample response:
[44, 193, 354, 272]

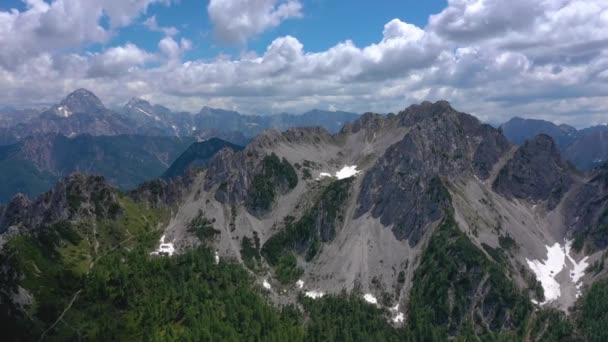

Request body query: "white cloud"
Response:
[429, 0, 543, 42]
[143, 15, 179, 36]
[0, 0, 170, 69]
[1, 0, 608, 127]
[158, 36, 192, 60]
[208, 0, 302, 44]
[88, 44, 154, 78]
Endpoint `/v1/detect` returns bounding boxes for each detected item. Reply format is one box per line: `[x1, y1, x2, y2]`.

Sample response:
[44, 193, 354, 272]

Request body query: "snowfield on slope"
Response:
[526, 240, 589, 305]
[316, 165, 361, 180]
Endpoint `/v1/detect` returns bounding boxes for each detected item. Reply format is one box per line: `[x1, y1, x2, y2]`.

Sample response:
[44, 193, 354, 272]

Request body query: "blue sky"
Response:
[0, 0, 607, 127]
[1, 0, 447, 59]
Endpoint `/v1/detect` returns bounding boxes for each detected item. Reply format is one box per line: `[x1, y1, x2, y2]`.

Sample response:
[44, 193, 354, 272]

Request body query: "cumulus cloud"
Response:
[208, 0, 302, 44]
[159, 36, 192, 60]
[1, 0, 608, 127]
[0, 0, 170, 69]
[428, 0, 543, 42]
[87, 44, 154, 78]
[143, 15, 179, 36]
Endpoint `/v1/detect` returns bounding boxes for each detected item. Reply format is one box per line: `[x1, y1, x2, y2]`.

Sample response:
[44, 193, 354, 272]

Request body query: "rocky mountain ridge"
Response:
[0, 89, 360, 146]
[2, 100, 608, 340]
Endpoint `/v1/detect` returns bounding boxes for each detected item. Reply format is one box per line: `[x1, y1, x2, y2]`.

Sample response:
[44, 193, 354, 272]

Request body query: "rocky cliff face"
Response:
[49, 88, 105, 117]
[0, 174, 120, 234]
[565, 164, 608, 249]
[356, 101, 509, 244]
[493, 134, 574, 210]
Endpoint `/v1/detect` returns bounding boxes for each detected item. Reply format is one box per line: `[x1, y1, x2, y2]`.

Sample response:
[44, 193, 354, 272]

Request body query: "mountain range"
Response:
[0, 89, 359, 204]
[2, 100, 608, 340]
[501, 117, 608, 170]
[0, 89, 360, 146]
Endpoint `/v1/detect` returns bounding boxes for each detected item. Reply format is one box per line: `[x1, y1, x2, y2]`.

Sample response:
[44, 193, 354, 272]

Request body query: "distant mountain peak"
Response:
[123, 97, 162, 121]
[51, 88, 105, 117]
[126, 97, 151, 108]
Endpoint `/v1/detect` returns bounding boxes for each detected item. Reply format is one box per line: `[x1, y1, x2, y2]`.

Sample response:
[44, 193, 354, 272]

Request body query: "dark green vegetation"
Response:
[0, 194, 171, 341]
[187, 210, 220, 242]
[302, 294, 405, 341]
[240, 233, 262, 271]
[0, 134, 195, 202]
[162, 138, 243, 179]
[407, 215, 532, 340]
[275, 253, 304, 284]
[262, 178, 353, 273]
[247, 153, 298, 214]
[579, 279, 608, 341]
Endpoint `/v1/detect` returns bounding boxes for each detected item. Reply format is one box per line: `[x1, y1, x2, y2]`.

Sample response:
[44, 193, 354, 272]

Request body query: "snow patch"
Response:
[304, 290, 325, 299]
[296, 279, 304, 289]
[564, 240, 589, 298]
[150, 235, 175, 256]
[262, 279, 271, 290]
[363, 293, 378, 305]
[134, 107, 154, 118]
[336, 165, 361, 179]
[316, 165, 361, 180]
[392, 312, 404, 323]
[214, 251, 220, 264]
[315, 172, 332, 180]
[526, 240, 589, 305]
[56, 106, 72, 117]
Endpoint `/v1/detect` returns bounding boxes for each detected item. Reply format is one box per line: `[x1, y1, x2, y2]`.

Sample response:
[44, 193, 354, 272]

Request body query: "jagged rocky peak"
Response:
[398, 100, 455, 125]
[0, 174, 121, 234]
[340, 111, 395, 135]
[126, 97, 151, 108]
[355, 101, 510, 244]
[125, 97, 154, 112]
[52, 88, 105, 117]
[493, 134, 574, 209]
[246, 129, 284, 150]
[124, 97, 158, 118]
